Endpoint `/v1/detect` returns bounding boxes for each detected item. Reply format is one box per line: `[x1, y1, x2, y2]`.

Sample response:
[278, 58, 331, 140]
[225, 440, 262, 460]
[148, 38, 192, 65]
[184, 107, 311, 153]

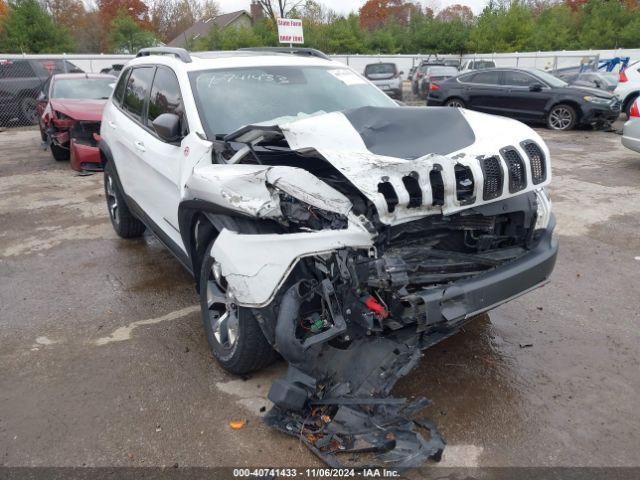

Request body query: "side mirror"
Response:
[399, 70, 404, 75]
[152, 113, 182, 143]
[529, 83, 543, 92]
[37, 91, 47, 102]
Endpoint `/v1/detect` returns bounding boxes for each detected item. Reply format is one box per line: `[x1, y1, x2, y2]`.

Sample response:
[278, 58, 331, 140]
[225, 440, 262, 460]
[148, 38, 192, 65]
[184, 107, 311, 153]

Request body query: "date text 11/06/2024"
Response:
[232, 468, 401, 477]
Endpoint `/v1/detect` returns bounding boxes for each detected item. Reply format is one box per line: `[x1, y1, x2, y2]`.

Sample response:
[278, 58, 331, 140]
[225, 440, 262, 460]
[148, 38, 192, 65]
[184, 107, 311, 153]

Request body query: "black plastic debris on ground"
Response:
[264, 332, 446, 469]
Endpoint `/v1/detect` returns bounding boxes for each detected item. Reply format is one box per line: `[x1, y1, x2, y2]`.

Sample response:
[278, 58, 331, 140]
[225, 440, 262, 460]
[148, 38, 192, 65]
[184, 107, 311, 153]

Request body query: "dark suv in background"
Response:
[428, 67, 620, 130]
[0, 58, 82, 126]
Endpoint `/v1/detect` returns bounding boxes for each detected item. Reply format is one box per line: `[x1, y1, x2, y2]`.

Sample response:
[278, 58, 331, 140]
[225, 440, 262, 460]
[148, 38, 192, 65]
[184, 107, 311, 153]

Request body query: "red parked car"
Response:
[38, 73, 116, 171]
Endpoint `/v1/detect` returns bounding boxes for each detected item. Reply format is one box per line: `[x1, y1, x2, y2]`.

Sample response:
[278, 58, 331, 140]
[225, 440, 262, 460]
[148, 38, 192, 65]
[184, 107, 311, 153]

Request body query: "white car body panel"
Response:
[211, 227, 373, 306]
[101, 52, 553, 308]
[614, 62, 640, 110]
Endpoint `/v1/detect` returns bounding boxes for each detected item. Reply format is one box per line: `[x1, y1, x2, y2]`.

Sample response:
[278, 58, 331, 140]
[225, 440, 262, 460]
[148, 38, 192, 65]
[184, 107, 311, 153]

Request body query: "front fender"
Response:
[211, 226, 373, 307]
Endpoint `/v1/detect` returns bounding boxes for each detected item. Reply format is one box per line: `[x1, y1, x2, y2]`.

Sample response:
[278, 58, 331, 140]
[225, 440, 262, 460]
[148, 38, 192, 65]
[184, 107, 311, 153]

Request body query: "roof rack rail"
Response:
[136, 47, 192, 63]
[237, 47, 331, 61]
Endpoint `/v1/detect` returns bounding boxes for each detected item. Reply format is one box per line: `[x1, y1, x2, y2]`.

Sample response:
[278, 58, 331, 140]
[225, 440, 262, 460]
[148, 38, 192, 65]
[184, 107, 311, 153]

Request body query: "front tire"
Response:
[50, 143, 69, 161]
[20, 97, 39, 125]
[547, 104, 576, 131]
[103, 161, 146, 238]
[200, 240, 277, 374]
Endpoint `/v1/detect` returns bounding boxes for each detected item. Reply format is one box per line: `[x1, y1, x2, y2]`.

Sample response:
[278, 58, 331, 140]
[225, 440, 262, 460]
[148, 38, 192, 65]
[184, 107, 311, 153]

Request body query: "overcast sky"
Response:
[218, 0, 489, 17]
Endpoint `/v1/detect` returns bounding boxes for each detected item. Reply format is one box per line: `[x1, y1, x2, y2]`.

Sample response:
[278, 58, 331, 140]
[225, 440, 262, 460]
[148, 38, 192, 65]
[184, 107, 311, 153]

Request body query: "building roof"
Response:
[167, 10, 250, 48]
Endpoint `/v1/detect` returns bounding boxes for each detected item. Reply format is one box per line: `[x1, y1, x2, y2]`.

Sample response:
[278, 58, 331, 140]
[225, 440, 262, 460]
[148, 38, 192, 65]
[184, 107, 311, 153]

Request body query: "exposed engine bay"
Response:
[186, 106, 558, 469]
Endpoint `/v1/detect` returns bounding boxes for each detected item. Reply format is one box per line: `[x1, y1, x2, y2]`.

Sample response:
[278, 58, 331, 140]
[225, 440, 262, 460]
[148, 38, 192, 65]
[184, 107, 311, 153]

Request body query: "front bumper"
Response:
[371, 80, 402, 99]
[426, 93, 445, 106]
[412, 216, 557, 331]
[579, 102, 620, 125]
[69, 139, 102, 172]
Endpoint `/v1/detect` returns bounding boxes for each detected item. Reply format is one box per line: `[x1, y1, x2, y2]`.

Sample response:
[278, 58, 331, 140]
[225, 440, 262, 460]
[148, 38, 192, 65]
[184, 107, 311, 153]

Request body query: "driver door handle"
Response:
[108, 121, 117, 129]
[134, 141, 146, 152]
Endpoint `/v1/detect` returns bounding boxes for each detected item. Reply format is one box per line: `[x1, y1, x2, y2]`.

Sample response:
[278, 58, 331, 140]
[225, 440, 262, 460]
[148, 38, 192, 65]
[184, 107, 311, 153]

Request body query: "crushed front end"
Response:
[192, 106, 558, 469]
[42, 100, 105, 171]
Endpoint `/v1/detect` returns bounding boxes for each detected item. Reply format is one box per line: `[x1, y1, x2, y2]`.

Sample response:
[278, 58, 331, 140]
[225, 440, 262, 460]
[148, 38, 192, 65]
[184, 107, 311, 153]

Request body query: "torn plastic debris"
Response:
[264, 332, 445, 469]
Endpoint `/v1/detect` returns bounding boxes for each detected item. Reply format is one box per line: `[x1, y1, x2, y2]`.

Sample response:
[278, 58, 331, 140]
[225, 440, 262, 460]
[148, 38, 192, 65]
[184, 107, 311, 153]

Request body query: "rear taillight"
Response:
[619, 70, 628, 83]
[430, 83, 440, 91]
[630, 100, 640, 117]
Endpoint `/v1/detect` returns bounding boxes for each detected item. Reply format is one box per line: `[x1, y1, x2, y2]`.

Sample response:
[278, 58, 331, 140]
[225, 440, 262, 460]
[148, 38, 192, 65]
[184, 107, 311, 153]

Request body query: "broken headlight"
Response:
[279, 193, 348, 231]
[534, 187, 552, 230]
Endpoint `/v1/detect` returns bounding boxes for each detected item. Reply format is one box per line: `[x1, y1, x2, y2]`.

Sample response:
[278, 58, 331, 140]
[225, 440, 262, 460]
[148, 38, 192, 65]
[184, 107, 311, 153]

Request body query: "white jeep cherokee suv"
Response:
[100, 47, 557, 380]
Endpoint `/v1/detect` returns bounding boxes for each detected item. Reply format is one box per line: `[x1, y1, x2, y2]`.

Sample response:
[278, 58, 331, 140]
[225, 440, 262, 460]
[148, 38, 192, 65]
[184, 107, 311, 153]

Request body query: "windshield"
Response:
[527, 69, 568, 87]
[190, 66, 397, 138]
[52, 77, 115, 99]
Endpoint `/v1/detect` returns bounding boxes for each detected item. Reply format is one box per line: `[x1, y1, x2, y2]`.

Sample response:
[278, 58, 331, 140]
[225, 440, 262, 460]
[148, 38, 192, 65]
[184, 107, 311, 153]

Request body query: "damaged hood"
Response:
[49, 99, 107, 121]
[226, 106, 551, 225]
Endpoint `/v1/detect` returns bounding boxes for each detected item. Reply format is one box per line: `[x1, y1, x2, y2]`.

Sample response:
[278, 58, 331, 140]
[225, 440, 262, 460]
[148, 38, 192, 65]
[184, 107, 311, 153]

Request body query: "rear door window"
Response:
[457, 72, 475, 83]
[502, 71, 535, 87]
[147, 66, 186, 132]
[122, 67, 155, 122]
[471, 70, 501, 85]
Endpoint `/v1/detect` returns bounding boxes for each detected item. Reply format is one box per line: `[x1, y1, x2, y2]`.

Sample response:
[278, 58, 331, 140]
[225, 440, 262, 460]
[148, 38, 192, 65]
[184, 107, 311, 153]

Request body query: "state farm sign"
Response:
[277, 18, 304, 44]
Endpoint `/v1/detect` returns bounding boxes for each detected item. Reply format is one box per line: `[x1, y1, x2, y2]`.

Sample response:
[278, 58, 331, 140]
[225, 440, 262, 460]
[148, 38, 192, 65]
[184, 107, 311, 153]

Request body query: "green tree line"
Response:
[2, 0, 640, 54]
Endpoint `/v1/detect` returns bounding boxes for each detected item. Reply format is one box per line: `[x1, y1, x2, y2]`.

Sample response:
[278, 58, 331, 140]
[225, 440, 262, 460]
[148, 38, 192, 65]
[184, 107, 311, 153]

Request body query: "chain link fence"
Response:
[0, 54, 132, 128]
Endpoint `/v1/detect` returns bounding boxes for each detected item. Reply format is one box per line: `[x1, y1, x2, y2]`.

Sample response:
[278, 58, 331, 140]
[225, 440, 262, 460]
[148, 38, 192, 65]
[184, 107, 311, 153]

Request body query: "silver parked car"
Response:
[622, 98, 640, 152]
[363, 62, 403, 100]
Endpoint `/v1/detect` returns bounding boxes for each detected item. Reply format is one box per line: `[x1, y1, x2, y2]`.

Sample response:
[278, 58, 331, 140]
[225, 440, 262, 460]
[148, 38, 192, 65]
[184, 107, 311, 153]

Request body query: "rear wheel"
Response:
[50, 143, 69, 161]
[200, 240, 277, 374]
[103, 161, 146, 238]
[445, 97, 465, 108]
[547, 104, 576, 131]
[20, 97, 39, 125]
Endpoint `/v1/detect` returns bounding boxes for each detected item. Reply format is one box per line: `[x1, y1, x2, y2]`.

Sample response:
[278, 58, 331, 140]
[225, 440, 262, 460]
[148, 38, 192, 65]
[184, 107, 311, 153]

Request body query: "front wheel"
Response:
[445, 97, 465, 108]
[50, 143, 69, 161]
[200, 240, 277, 374]
[547, 104, 576, 131]
[20, 97, 39, 125]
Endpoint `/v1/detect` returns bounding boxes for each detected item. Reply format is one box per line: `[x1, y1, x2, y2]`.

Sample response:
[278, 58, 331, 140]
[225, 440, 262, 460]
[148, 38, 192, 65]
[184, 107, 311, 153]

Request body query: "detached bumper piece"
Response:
[265, 334, 445, 470]
[69, 122, 102, 172]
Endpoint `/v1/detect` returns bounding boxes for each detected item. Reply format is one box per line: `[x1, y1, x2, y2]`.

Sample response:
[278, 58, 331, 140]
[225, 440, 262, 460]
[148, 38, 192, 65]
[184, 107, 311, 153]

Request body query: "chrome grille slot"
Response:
[501, 147, 526, 193]
[429, 167, 444, 206]
[402, 173, 422, 208]
[479, 156, 503, 200]
[377, 181, 399, 213]
[521, 141, 546, 185]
